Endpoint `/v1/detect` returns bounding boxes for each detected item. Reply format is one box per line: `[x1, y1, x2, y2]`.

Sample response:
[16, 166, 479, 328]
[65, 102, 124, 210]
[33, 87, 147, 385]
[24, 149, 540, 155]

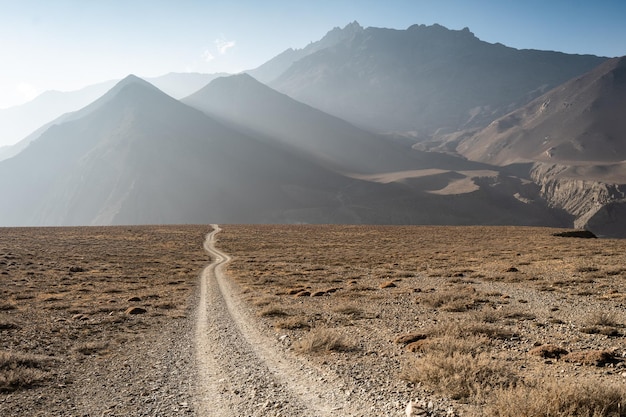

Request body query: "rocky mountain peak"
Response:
[319, 21, 364, 45]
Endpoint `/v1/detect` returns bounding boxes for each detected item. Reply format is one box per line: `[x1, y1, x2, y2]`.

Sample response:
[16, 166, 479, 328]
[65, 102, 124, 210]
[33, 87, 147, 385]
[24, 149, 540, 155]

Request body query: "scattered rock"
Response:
[294, 291, 311, 297]
[124, 307, 147, 315]
[406, 400, 428, 416]
[505, 267, 519, 272]
[552, 230, 597, 238]
[380, 281, 397, 289]
[69, 266, 85, 273]
[127, 296, 142, 302]
[310, 290, 326, 297]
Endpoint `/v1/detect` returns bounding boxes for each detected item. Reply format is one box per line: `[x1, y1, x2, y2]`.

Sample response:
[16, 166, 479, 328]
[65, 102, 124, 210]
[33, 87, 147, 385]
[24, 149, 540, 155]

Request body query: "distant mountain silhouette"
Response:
[0, 75, 568, 228]
[266, 23, 606, 135]
[247, 21, 364, 83]
[0, 76, 366, 225]
[3, 22, 619, 232]
[457, 57, 626, 167]
[0, 73, 227, 158]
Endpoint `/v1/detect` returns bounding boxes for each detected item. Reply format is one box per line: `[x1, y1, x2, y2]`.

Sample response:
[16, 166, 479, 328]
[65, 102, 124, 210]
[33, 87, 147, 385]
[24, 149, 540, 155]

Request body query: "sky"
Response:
[1, 0, 625, 110]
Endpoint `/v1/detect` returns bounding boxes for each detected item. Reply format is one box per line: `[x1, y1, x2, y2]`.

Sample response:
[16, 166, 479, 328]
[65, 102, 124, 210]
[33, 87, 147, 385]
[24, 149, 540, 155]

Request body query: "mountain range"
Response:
[266, 22, 605, 135]
[0, 22, 624, 236]
[0, 72, 227, 160]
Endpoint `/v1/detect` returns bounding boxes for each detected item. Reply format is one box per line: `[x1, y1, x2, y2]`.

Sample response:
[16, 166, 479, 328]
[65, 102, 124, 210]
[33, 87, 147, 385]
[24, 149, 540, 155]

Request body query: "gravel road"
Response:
[194, 225, 375, 416]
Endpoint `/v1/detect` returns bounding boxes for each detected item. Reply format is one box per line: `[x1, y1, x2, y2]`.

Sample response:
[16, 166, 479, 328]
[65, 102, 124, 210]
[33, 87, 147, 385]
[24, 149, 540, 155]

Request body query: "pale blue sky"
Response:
[1, 0, 625, 108]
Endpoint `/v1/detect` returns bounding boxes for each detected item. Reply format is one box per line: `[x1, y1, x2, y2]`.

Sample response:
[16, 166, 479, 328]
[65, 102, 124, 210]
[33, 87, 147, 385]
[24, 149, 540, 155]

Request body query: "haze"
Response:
[1, 0, 625, 123]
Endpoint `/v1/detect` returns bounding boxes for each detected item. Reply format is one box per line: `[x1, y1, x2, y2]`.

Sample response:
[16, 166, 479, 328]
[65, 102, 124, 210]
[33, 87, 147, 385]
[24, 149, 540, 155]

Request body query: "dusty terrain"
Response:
[1, 224, 625, 416]
[217, 225, 626, 416]
[0, 225, 209, 416]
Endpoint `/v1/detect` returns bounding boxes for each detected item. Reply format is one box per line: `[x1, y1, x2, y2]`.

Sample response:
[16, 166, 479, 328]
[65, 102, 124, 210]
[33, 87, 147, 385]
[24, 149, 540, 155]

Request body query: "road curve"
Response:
[194, 225, 359, 417]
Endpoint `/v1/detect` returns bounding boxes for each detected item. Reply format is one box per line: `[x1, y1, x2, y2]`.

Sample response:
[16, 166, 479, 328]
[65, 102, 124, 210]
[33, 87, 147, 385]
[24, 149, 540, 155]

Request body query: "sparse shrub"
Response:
[586, 311, 621, 328]
[419, 286, 484, 312]
[467, 324, 516, 340]
[552, 230, 597, 238]
[295, 328, 354, 354]
[258, 306, 288, 317]
[415, 334, 491, 357]
[333, 305, 364, 318]
[577, 266, 600, 273]
[0, 300, 17, 311]
[74, 341, 109, 355]
[0, 351, 54, 392]
[432, 321, 516, 341]
[0, 317, 20, 330]
[487, 379, 625, 417]
[562, 350, 619, 367]
[529, 344, 568, 359]
[275, 316, 310, 330]
[402, 350, 518, 401]
[252, 296, 277, 307]
[394, 332, 428, 345]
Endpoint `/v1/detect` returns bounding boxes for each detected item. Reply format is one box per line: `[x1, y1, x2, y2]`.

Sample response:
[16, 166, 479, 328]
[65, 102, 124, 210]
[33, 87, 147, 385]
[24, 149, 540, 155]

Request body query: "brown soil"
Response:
[2, 224, 625, 416]
[0, 225, 209, 416]
[216, 225, 626, 416]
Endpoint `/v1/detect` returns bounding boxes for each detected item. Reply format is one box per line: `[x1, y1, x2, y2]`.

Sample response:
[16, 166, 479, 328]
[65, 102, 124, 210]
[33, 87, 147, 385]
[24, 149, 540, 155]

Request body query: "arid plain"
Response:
[1, 225, 625, 416]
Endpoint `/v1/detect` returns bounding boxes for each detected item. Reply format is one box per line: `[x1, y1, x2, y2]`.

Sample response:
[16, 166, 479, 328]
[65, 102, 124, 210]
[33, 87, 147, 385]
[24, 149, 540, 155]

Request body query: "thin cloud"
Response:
[202, 49, 215, 62]
[214, 36, 236, 54]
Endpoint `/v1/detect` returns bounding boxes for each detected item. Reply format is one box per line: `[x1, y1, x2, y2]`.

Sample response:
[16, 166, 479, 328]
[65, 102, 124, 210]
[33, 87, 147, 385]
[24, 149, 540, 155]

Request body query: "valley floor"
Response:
[1, 225, 625, 416]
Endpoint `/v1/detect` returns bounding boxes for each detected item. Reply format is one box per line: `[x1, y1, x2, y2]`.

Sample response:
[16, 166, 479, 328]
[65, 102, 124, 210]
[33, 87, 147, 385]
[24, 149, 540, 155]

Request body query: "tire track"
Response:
[195, 225, 361, 416]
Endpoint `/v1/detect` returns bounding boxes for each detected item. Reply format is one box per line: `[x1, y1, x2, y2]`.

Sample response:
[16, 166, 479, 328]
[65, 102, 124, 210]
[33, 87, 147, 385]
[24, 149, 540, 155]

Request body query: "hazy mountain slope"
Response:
[0, 73, 226, 159]
[0, 80, 117, 157]
[147, 72, 229, 99]
[0, 75, 571, 228]
[452, 57, 626, 236]
[457, 57, 626, 166]
[0, 76, 371, 226]
[269, 23, 606, 135]
[183, 73, 449, 174]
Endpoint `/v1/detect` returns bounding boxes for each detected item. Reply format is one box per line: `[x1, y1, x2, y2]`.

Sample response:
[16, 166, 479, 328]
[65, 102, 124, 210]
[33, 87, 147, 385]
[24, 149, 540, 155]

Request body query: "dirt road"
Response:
[194, 225, 367, 416]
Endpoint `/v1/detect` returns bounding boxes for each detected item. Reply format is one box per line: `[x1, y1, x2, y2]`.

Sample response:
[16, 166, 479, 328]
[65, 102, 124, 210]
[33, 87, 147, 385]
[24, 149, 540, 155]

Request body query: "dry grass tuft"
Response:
[74, 341, 109, 356]
[0, 351, 54, 392]
[295, 328, 354, 354]
[258, 305, 288, 317]
[562, 350, 620, 367]
[402, 350, 518, 401]
[487, 379, 625, 417]
[394, 332, 428, 345]
[0, 316, 20, 330]
[580, 313, 622, 336]
[529, 344, 568, 359]
[585, 311, 621, 328]
[275, 316, 310, 330]
[419, 286, 486, 312]
[416, 334, 491, 357]
[431, 321, 516, 341]
[0, 300, 17, 311]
